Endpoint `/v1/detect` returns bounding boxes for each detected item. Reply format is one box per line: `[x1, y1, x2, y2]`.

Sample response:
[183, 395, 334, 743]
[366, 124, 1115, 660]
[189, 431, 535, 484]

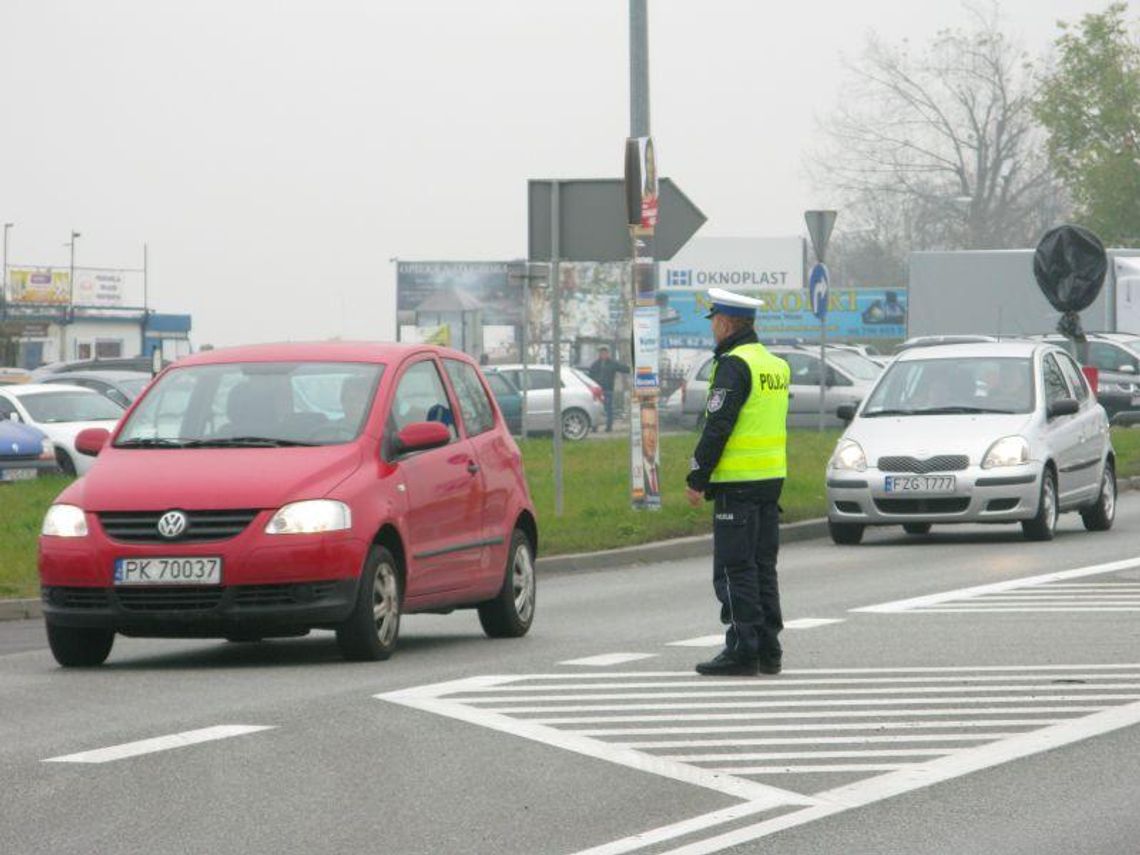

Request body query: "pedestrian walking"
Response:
[587, 345, 630, 433]
[685, 288, 790, 677]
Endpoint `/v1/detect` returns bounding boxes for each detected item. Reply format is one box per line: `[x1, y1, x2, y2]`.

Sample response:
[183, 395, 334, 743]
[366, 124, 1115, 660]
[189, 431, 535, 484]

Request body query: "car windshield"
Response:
[827, 349, 881, 381]
[20, 391, 124, 423]
[119, 377, 150, 399]
[115, 361, 384, 447]
[863, 357, 1034, 416]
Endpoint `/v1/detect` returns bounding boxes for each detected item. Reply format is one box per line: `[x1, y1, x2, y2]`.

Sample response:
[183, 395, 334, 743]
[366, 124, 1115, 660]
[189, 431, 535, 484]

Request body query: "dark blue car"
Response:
[0, 419, 55, 482]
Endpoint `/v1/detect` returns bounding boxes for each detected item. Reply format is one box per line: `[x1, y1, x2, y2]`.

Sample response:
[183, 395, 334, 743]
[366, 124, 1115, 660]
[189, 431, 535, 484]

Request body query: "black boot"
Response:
[695, 650, 759, 677]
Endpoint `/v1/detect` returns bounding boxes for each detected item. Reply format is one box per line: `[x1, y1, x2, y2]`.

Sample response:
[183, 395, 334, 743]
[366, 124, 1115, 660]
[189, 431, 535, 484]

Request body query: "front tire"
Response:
[1023, 468, 1058, 542]
[828, 520, 865, 545]
[56, 449, 77, 477]
[1081, 459, 1116, 532]
[46, 622, 113, 667]
[478, 529, 536, 638]
[561, 408, 591, 441]
[336, 546, 402, 661]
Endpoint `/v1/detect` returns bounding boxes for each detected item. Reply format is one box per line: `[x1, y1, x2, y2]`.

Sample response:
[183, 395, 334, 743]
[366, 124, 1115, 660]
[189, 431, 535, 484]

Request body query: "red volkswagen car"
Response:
[38, 343, 538, 666]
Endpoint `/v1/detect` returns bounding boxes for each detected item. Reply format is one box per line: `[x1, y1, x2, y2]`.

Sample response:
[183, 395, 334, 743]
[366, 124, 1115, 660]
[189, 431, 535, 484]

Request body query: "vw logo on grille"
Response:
[157, 511, 189, 540]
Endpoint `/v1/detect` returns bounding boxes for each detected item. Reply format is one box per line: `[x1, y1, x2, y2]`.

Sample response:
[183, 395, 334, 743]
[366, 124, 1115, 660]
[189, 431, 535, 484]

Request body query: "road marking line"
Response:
[589, 720, 1064, 737]
[560, 653, 659, 667]
[43, 725, 274, 764]
[448, 673, 1140, 693]
[570, 801, 775, 855]
[667, 748, 951, 761]
[466, 664, 1140, 678]
[667, 620, 842, 647]
[465, 684, 1140, 705]
[916, 608, 1140, 613]
[667, 635, 725, 647]
[379, 677, 817, 807]
[627, 734, 1016, 748]
[532, 706, 1107, 724]
[852, 556, 1140, 613]
[644, 699, 1140, 855]
[492, 694, 1140, 715]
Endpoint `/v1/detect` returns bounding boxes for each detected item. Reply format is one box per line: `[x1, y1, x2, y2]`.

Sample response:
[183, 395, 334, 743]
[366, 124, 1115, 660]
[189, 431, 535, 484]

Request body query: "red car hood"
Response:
[62, 445, 364, 512]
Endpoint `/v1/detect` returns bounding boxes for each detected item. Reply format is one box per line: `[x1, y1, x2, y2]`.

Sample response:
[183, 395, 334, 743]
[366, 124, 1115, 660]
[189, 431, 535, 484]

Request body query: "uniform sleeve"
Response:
[687, 355, 752, 493]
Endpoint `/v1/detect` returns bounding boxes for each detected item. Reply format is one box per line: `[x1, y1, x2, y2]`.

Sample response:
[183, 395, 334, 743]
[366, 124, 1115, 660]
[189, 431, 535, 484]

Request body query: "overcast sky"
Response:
[0, 0, 1115, 347]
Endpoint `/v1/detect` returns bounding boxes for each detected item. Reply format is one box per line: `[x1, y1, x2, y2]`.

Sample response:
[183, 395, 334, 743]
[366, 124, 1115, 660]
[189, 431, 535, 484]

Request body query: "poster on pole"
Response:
[630, 395, 661, 509]
[633, 305, 660, 389]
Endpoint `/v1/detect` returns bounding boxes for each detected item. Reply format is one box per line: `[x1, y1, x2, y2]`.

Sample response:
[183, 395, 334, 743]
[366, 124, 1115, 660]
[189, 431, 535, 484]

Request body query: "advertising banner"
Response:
[8, 268, 69, 304]
[630, 396, 661, 509]
[73, 269, 127, 307]
[633, 306, 660, 389]
[659, 236, 805, 292]
[657, 288, 908, 348]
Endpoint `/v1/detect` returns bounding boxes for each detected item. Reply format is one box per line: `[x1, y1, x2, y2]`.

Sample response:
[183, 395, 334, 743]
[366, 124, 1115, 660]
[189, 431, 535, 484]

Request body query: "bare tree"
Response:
[812, 5, 1066, 272]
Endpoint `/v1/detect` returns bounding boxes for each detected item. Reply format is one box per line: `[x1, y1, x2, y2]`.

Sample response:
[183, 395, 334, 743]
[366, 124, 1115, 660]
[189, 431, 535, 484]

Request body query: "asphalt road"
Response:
[4, 498, 1140, 855]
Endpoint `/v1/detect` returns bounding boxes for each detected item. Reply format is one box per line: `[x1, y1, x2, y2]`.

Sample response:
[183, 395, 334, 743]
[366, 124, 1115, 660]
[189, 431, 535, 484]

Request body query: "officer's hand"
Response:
[685, 487, 703, 508]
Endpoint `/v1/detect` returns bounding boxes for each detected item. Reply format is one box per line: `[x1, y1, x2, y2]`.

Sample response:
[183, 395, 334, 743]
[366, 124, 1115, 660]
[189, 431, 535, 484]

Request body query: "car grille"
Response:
[116, 587, 225, 612]
[232, 583, 338, 607]
[42, 587, 111, 609]
[874, 498, 970, 515]
[877, 455, 969, 474]
[98, 510, 260, 543]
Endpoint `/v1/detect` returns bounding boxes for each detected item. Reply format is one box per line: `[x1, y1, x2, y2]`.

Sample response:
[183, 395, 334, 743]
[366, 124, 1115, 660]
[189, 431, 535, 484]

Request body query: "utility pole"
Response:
[142, 243, 149, 356]
[62, 230, 80, 360]
[630, 0, 649, 137]
[550, 182, 564, 516]
[2, 222, 12, 316]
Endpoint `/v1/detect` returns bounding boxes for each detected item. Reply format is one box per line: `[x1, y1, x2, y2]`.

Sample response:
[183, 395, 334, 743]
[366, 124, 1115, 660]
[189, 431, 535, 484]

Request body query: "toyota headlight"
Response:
[982, 436, 1030, 469]
[830, 439, 867, 472]
[265, 500, 352, 535]
[42, 504, 89, 538]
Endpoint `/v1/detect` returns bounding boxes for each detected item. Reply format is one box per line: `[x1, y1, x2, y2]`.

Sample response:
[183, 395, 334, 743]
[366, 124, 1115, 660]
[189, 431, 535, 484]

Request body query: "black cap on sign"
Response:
[1033, 224, 1107, 314]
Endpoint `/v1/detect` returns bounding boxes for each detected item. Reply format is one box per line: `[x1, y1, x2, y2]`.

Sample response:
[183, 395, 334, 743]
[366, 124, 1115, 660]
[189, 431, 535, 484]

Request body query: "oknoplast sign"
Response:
[659, 236, 805, 291]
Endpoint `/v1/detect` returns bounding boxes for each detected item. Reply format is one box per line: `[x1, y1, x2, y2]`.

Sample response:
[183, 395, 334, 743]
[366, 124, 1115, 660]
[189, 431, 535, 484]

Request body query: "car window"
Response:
[0, 396, 20, 422]
[485, 373, 513, 397]
[1042, 354, 1072, 404]
[1055, 352, 1090, 403]
[390, 360, 458, 439]
[20, 390, 123, 423]
[117, 362, 384, 445]
[783, 353, 822, 386]
[1090, 342, 1138, 374]
[696, 358, 714, 382]
[443, 359, 495, 437]
[863, 357, 1034, 415]
[520, 369, 555, 391]
[826, 349, 880, 381]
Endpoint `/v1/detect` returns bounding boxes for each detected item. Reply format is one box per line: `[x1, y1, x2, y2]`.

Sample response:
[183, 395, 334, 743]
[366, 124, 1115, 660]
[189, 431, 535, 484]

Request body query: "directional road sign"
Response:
[809, 262, 830, 320]
[804, 210, 837, 264]
[528, 178, 705, 263]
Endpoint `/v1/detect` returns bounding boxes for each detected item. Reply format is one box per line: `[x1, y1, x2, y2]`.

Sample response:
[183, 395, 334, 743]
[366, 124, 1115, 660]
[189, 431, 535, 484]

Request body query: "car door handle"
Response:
[467, 460, 480, 475]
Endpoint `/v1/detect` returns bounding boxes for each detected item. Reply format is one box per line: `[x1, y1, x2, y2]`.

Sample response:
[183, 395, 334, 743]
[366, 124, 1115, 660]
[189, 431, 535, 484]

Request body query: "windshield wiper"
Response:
[182, 436, 318, 448]
[911, 406, 1018, 415]
[861, 408, 916, 418]
[114, 437, 189, 448]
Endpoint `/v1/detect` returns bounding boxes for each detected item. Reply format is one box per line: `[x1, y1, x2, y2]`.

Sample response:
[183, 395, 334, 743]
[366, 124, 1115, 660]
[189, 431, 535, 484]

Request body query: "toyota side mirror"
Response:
[75, 427, 111, 456]
[836, 403, 857, 423]
[395, 421, 452, 455]
[1047, 398, 1080, 419]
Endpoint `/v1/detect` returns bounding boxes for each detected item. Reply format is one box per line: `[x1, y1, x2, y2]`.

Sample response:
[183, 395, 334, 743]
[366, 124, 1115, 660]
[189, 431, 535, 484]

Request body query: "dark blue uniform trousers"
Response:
[711, 482, 783, 662]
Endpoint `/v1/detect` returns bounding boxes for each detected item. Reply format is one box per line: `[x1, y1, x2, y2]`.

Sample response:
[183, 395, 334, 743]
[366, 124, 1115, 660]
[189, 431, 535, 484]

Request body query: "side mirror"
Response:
[1047, 398, 1080, 419]
[75, 427, 111, 457]
[7, 412, 18, 422]
[395, 421, 451, 455]
[836, 403, 857, 423]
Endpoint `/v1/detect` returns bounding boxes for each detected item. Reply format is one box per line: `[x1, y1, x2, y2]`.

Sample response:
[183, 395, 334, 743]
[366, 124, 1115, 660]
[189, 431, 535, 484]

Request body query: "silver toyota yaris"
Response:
[825, 340, 1116, 544]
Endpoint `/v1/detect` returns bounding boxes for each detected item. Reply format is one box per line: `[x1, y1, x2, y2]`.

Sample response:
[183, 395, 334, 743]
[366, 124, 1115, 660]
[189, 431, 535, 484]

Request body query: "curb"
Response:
[535, 517, 830, 575]
[5, 475, 1138, 622]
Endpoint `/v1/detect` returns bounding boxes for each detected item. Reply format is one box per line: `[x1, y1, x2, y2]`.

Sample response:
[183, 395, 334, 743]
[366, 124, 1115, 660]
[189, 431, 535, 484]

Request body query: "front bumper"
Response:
[826, 463, 1042, 525]
[0, 458, 60, 480]
[38, 510, 367, 636]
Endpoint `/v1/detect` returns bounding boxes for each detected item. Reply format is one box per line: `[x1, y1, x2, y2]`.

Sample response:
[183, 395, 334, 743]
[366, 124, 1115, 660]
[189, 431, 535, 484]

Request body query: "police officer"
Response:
[685, 288, 790, 677]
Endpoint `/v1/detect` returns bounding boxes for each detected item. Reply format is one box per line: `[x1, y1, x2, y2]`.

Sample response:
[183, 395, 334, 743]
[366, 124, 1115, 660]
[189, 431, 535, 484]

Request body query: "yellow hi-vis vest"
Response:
[708, 342, 789, 483]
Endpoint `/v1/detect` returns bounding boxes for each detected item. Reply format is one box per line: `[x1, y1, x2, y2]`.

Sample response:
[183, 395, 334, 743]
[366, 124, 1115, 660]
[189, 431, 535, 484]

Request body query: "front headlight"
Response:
[265, 500, 352, 535]
[982, 436, 1030, 469]
[830, 439, 867, 472]
[42, 504, 89, 538]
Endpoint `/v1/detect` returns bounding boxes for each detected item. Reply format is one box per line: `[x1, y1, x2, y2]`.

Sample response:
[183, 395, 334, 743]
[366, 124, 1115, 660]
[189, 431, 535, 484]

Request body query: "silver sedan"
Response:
[826, 340, 1115, 544]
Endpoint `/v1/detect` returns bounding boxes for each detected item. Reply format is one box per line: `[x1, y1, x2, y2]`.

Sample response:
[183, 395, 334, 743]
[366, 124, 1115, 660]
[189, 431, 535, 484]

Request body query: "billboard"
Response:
[73, 269, 129, 307]
[657, 288, 908, 349]
[7, 268, 69, 304]
[659, 236, 805, 292]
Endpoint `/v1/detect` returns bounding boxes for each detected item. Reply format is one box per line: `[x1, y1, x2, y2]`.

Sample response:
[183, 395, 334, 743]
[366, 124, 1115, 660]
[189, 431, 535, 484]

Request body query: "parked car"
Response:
[0, 384, 125, 476]
[0, 367, 32, 385]
[30, 355, 167, 380]
[491, 363, 604, 440]
[1030, 333, 1140, 424]
[680, 345, 880, 428]
[482, 368, 523, 435]
[0, 419, 56, 482]
[895, 335, 999, 352]
[38, 342, 538, 667]
[41, 370, 152, 408]
[826, 340, 1114, 544]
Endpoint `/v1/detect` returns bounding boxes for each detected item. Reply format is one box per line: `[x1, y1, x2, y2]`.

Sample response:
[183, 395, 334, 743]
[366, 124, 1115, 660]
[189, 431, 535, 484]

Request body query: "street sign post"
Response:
[805, 211, 838, 432]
